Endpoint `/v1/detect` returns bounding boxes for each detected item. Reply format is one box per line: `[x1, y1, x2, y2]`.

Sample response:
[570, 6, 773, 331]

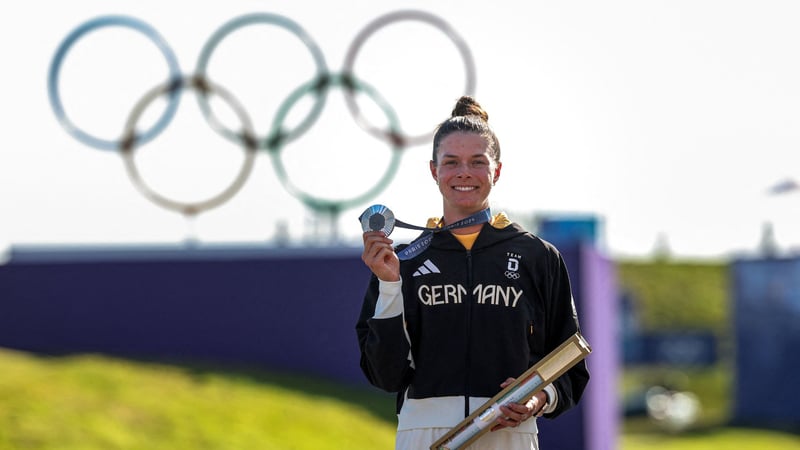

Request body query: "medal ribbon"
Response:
[395, 208, 491, 260]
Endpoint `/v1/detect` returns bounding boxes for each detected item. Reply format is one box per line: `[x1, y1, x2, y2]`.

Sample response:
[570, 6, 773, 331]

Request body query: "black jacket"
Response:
[356, 220, 590, 418]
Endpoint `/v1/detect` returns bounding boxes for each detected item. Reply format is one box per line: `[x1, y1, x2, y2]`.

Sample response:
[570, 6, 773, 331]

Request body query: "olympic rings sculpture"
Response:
[48, 11, 476, 217]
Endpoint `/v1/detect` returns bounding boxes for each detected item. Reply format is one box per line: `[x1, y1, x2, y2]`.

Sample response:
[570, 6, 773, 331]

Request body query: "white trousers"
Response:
[396, 427, 539, 450]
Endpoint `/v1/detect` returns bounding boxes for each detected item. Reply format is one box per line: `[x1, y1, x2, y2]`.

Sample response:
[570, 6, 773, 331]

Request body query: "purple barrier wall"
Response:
[0, 245, 371, 384]
[580, 244, 620, 450]
[537, 243, 619, 450]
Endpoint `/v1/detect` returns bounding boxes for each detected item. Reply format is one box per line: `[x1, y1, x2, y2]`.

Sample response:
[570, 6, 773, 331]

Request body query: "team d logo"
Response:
[505, 256, 520, 279]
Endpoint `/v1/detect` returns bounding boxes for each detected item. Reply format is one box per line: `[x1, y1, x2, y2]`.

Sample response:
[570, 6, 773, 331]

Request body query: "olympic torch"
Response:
[430, 333, 591, 450]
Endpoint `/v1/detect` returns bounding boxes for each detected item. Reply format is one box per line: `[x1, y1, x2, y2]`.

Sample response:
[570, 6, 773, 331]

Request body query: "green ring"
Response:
[267, 73, 404, 213]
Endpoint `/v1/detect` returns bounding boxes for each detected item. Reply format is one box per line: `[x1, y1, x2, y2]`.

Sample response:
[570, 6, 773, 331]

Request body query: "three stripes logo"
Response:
[413, 259, 440, 277]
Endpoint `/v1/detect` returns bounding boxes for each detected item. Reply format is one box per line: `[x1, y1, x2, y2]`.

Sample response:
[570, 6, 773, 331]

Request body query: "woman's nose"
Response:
[456, 164, 472, 176]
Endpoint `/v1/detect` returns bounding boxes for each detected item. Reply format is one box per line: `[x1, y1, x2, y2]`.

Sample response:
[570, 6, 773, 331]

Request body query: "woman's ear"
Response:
[430, 160, 438, 184]
[493, 162, 502, 184]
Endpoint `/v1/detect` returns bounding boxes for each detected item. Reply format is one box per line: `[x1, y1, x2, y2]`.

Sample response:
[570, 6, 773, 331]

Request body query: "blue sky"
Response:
[1, 0, 799, 259]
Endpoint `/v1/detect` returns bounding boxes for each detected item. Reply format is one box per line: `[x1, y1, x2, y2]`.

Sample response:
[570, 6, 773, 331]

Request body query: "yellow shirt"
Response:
[452, 231, 480, 250]
[426, 212, 511, 251]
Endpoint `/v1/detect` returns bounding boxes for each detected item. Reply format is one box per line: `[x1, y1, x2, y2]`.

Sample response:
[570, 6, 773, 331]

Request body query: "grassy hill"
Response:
[0, 348, 396, 450]
[1, 347, 798, 450]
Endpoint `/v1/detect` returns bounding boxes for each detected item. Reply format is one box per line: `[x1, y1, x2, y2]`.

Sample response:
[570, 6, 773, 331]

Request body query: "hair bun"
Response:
[451, 95, 488, 121]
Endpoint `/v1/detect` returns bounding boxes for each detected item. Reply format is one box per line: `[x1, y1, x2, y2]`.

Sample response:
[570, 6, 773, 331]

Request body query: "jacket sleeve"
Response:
[541, 245, 591, 419]
[355, 274, 413, 393]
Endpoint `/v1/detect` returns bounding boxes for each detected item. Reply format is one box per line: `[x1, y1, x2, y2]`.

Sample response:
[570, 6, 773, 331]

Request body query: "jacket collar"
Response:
[421, 212, 527, 252]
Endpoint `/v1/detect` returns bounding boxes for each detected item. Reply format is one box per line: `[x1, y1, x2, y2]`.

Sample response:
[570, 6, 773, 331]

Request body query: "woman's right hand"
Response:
[361, 231, 400, 282]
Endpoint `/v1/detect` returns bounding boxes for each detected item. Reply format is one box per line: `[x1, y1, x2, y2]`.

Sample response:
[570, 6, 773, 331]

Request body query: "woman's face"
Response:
[430, 132, 501, 218]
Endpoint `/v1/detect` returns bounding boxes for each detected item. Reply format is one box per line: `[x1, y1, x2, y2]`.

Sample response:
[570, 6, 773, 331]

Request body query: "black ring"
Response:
[194, 12, 329, 149]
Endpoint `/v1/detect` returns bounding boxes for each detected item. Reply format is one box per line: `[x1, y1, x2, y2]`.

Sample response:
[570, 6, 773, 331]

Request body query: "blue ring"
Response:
[47, 15, 181, 151]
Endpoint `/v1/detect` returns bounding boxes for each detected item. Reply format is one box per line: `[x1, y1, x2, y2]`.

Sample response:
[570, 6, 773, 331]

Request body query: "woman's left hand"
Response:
[491, 378, 546, 431]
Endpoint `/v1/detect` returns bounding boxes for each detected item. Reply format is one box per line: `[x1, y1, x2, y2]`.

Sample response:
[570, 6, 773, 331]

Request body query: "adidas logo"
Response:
[413, 259, 441, 277]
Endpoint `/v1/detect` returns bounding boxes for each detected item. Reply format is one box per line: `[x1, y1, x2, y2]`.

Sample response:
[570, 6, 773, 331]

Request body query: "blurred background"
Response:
[1, 1, 799, 449]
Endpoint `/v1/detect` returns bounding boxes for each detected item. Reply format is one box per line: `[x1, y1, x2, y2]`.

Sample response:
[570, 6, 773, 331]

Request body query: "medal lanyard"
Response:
[359, 205, 491, 260]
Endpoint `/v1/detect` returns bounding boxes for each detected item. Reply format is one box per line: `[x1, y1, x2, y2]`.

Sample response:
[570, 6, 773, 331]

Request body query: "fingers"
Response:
[362, 231, 393, 260]
[361, 231, 400, 281]
[362, 231, 392, 248]
[491, 378, 532, 431]
[491, 403, 532, 432]
[503, 403, 530, 420]
[499, 377, 515, 389]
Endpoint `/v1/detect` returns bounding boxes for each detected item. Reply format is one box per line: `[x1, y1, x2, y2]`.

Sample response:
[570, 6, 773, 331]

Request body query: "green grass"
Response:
[0, 348, 798, 449]
[0, 348, 396, 450]
[622, 427, 800, 449]
[616, 259, 730, 333]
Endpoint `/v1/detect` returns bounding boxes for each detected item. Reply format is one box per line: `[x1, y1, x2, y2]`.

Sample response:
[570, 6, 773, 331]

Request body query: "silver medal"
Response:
[359, 204, 395, 235]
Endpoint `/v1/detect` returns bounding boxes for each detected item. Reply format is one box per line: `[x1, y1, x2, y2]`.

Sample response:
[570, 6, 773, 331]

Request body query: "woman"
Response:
[356, 96, 589, 449]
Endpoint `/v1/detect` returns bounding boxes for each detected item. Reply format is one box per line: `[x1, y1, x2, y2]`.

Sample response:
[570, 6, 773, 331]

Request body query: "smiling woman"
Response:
[356, 96, 590, 450]
[429, 98, 502, 228]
